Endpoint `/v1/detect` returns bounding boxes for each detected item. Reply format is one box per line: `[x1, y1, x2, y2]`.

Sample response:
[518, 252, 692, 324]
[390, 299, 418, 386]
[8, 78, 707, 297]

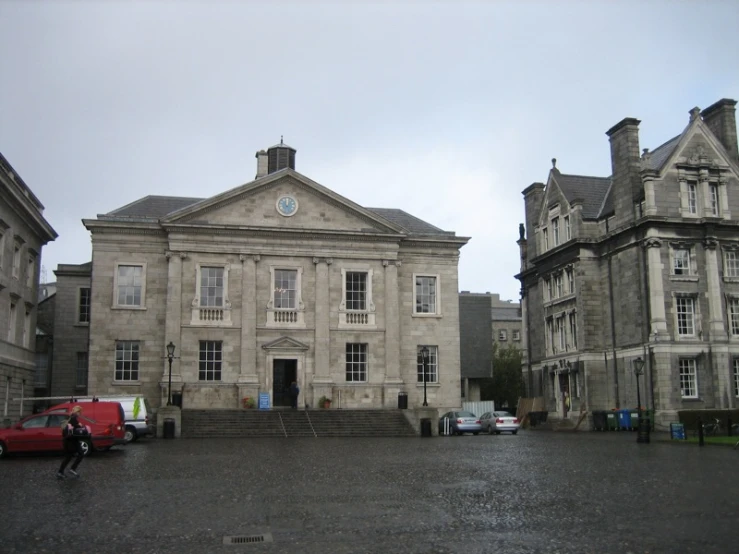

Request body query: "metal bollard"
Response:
[697, 417, 704, 446]
[727, 416, 732, 437]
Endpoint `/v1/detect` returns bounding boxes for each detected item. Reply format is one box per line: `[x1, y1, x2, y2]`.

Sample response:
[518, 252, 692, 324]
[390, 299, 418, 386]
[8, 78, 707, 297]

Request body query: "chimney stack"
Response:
[606, 117, 642, 227]
[521, 182, 545, 263]
[701, 98, 738, 163]
[255, 150, 268, 179]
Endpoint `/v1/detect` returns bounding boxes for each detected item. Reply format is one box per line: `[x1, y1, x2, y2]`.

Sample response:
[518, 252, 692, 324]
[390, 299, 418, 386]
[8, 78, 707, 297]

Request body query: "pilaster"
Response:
[643, 237, 669, 340]
[383, 259, 402, 384]
[702, 238, 726, 340]
[313, 257, 332, 384]
[163, 251, 185, 384]
[238, 254, 259, 385]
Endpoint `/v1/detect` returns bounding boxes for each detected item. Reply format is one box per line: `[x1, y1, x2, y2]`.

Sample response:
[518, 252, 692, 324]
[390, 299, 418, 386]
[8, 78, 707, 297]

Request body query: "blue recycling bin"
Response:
[617, 409, 632, 430]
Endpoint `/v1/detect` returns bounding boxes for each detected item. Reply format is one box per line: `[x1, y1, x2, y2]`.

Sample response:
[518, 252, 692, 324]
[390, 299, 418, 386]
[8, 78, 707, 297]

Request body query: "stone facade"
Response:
[490, 293, 522, 351]
[0, 152, 57, 421]
[517, 99, 739, 429]
[83, 143, 469, 413]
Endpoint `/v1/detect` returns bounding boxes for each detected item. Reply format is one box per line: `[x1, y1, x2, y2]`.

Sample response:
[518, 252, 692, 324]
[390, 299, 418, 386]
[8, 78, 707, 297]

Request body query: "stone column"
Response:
[163, 252, 185, 389]
[383, 260, 402, 385]
[703, 238, 726, 341]
[643, 237, 669, 340]
[238, 254, 259, 390]
[313, 258, 332, 387]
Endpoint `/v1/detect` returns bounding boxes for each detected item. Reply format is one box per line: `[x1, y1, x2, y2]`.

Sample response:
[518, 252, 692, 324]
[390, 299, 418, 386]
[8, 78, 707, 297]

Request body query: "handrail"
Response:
[277, 412, 288, 437]
[304, 409, 317, 437]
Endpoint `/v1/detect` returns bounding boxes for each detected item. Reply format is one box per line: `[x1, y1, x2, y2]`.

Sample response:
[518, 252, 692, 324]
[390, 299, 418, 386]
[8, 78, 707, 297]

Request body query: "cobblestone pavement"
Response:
[1, 430, 737, 554]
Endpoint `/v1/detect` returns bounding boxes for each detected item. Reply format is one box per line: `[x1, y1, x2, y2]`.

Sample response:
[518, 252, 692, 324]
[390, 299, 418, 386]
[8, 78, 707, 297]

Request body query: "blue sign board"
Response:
[258, 393, 270, 410]
[669, 422, 686, 440]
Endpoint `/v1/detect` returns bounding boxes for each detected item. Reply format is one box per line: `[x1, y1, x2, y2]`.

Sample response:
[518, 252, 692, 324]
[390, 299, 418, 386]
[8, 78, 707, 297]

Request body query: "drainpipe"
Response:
[607, 254, 620, 408]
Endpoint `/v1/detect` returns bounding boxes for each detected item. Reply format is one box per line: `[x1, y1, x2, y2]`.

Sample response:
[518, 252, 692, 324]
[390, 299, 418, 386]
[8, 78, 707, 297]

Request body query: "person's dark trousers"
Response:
[59, 439, 84, 473]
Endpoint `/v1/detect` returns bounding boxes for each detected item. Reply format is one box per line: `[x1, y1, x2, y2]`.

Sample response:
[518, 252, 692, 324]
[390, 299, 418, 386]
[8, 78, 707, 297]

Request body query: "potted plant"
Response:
[242, 396, 255, 409]
[318, 395, 332, 409]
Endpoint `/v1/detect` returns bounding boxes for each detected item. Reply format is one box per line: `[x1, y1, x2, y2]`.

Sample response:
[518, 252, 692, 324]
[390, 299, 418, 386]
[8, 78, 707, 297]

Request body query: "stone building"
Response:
[491, 294, 522, 351]
[82, 142, 469, 411]
[0, 152, 57, 420]
[458, 292, 494, 401]
[516, 99, 739, 428]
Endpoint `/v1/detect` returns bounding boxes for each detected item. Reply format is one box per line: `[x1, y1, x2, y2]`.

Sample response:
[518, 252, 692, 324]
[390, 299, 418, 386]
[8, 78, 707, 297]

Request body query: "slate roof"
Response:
[100, 195, 452, 236]
[551, 171, 612, 219]
[644, 135, 680, 170]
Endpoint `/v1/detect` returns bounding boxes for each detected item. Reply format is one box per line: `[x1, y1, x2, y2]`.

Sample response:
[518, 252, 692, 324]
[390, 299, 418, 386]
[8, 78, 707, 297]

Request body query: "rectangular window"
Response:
[34, 352, 48, 387]
[676, 297, 695, 336]
[566, 268, 574, 294]
[8, 302, 17, 342]
[512, 330, 521, 341]
[546, 278, 552, 301]
[415, 275, 437, 314]
[115, 341, 139, 381]
[199, 341, 222, 381]
[551, 217, 560, 246]
[345, 343, 368, 382]
[734, 358, 739, 398]
[564, 216, 571, 241]
[546, 317, 554, 354]
[23, 310, 31, 347]
[200, 267, 224, 307]
[417, 345, 439, 383]
[78, 287, 91, 324]
[542, 228, 549, 250]
[569, 312, 577, 349]
[709, 184, 719, 216]
[345, 272, 367, 311]
[725, 251, 739, 277]
[679, 358, 697, 398]
[13, 242, 21, 278]
[498, 330, 507, 341]
[687, 182, 697, 214]
[673, 249, 691, 275]
[274, 269, 297, 309]
[556, 315, 566, 351]
[117, 265, 143, 306]
[555, 274, 563, 298]
[76, 352, 88, 388]
[27, 255, 35, 288]
[729, 298, 739, 336]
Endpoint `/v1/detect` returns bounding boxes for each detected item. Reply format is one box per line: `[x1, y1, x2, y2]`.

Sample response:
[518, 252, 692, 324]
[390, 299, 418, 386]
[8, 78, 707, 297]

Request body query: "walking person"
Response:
[57, 406, 87, 479]
[289, 381, 300, 409]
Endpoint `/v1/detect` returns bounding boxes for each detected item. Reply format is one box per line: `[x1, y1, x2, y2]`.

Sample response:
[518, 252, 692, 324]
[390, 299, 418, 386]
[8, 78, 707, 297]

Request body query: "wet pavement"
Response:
[1, 431, 737, 554]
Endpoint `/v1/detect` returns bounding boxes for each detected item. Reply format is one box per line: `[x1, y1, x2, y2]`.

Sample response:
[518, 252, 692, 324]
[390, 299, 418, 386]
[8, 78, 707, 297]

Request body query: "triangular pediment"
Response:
[658, 116, 739, 174]
[262, 336, 310, 351]
[161, 169, 405, 236]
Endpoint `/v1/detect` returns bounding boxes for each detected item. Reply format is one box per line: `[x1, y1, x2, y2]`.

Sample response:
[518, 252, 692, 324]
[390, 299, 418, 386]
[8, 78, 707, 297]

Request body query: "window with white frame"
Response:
[345, 271, 367, 310]
[199, 341, 222, 381]
[345, 343, 368, 382]
[339, 268, 376, 327]
[115, 341, 139, 381]
[673, 248, 691, 275]
[555, 274, 563, 298]
[78, 287, 91, 324]
[566, 268, 574, 294]
[545, 278, 552, 301]
[564, 216, 571, 241]
[569, 312, 577, 349]
[274, 269, 297, 309]
[551, 217, 560, 246]
[709, 184, 719, 216]
[725, 250, 739, 278]
[734, 358, 739, 398]
[414, 275, 439, 315]
[687, 182, 697, 214]
[679, 358, 697, 398]
[115, 264, 145, 307]
[512, 329, 521, 341]
[499, 330, 507, 341]
[676, 296, 696, 336]
[76, 352, 88, 388]
[556, 314, 566, 351]
[200, 266, 224, 307]
[729, 298, 739, 336]
[417, 345, 439, 383]
[8, 302, 17, 342]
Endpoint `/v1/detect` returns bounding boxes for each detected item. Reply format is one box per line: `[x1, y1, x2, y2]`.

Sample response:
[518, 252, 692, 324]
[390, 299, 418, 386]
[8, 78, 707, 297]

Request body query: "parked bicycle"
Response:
[693, 418, 721, 437]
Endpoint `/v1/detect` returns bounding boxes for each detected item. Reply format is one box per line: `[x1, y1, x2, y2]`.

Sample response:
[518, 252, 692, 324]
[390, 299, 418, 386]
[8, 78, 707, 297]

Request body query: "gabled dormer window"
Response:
[551, 217, 560, 246]
[687, 181, 698, 214]
[709, 184, 719, 216]
[564, 216, 571, 241]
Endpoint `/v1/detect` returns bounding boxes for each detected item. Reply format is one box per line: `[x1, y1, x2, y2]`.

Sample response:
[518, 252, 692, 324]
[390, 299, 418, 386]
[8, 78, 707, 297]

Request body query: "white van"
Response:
[75, 396, 154, 443]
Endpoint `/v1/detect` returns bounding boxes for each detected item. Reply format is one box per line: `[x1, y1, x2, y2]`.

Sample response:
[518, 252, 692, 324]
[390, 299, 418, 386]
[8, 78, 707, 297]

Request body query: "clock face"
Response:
[276, 195, 298, 217]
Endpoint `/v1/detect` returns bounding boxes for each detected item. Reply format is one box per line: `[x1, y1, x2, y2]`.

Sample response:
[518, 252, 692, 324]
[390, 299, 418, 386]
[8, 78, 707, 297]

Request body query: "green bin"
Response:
[606, 412, 619, 431]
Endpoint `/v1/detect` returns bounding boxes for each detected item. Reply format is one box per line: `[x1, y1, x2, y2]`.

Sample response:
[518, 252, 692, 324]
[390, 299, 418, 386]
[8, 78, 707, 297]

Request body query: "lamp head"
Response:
[420, 346, 429, 360]
[166, 341, 176, 358]
[632, 356, 644, 375]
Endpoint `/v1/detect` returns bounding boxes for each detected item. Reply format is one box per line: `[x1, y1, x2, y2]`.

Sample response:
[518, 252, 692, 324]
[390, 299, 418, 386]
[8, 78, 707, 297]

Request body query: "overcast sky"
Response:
[1, 0, 737, 301]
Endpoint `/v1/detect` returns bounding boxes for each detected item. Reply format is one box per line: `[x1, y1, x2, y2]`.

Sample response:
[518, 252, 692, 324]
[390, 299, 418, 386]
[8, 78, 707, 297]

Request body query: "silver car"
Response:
[479, 411, 520, 435]
[438, 411, 482, 436]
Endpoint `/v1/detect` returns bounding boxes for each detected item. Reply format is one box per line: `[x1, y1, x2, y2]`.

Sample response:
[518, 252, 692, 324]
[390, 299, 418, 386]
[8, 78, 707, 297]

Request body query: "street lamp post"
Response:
[420, 346, 429, 407]
[633, 356, 648, 443]
[166, 341, 176, 406]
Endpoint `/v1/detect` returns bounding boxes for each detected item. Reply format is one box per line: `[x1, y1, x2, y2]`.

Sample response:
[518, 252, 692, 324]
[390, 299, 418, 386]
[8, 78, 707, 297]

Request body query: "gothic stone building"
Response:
[83, 142, 468, 411]
[0, 152, 57, 420]
[516, 99, 739, 428]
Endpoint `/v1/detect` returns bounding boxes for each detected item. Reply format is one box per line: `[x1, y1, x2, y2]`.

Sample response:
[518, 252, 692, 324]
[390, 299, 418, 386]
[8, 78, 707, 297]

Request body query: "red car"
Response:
[0, 403, 125, 459]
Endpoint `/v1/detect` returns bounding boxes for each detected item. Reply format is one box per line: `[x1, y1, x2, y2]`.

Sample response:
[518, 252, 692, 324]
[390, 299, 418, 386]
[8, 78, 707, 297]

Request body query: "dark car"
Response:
[0, 410, 122, 459]
[438, 410, 482, 436]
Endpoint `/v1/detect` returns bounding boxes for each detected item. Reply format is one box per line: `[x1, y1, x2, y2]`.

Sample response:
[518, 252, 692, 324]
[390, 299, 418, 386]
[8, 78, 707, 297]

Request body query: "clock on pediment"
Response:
[276, 195, 298, 217]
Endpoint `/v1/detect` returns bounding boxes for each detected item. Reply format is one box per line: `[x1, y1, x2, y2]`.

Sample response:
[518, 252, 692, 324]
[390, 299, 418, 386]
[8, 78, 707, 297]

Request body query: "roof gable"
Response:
[548, 170, 611, 220]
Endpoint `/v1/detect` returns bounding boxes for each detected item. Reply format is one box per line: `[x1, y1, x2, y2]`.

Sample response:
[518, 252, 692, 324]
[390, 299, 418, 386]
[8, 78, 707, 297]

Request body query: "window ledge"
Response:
[112, 381, 141, 386]
[723, 277, 739, 284]
[112, 305, 147, 311]
[670, 275, 699, 282]
[680, 398, 701, 402]
[412, 313, 443, 319]
[74, 323, 90, 328]
[416, 382, 440, 387]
